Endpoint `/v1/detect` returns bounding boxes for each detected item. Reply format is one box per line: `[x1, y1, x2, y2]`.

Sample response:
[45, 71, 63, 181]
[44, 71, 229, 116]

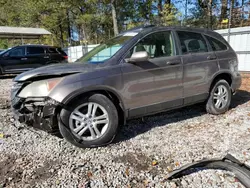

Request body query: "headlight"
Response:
[18, 78, 63, 98]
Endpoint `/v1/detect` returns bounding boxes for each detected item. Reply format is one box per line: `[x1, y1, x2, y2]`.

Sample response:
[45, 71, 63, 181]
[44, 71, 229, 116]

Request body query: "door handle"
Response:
[21, 58, 27, 60]
[166, 61, 181, 65]
[207, 55, 217, 60]
[44, 56, 50, 59]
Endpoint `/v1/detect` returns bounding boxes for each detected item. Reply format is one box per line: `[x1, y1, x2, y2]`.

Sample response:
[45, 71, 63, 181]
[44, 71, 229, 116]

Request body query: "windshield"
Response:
[0, 49, 7, 55]
[78, 33, 138, 64]
[0, 48, 12, 55]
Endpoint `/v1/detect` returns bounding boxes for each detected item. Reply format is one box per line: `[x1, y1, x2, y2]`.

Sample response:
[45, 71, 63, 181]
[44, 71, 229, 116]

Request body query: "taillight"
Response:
[63, 56, 68, 59]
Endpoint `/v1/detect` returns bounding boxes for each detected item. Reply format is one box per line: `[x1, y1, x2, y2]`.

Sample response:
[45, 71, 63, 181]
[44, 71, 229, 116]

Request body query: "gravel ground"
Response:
[1, 77, 250, 187]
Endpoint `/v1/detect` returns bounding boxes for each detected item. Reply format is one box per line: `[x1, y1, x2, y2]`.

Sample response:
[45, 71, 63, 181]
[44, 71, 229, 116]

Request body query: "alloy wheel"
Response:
[69, 102, 109, 141]
[213, 85, 229, 109]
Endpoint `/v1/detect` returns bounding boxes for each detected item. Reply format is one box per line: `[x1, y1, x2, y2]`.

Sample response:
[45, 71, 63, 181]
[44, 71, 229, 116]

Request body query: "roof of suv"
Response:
[15, 44, 58, 48]
[121, 25, 221, 39]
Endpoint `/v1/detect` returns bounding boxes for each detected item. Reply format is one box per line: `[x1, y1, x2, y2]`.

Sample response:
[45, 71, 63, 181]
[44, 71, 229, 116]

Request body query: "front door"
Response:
[1, 46, 28, 73]
[121, 31, 183, 118]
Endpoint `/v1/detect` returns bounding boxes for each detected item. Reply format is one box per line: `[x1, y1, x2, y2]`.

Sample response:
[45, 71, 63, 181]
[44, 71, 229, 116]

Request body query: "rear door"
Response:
[0, 46, 27, 73]
[121, 30, 183, 117]
[204, 35, 233, 70]
[175, 30, 218, 105]
[26, 46, 46, 68]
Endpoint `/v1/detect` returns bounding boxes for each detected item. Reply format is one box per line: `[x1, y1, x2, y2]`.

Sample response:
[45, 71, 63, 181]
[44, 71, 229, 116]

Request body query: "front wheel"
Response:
[0, 66, 3, 75]
[206, 79, 232, 115]
[59, 94, 119, 148]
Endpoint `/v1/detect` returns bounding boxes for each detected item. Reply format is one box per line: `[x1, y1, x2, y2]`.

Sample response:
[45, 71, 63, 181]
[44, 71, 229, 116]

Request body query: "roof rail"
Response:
[119, 24, 155, 35]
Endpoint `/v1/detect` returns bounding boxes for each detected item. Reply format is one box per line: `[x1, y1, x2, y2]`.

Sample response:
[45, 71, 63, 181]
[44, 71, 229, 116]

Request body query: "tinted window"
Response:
[57, 48, 67, 56]
[9, 47, 25, 56]
[206, 36, 227, 51]
[27, 47, 44, 55]
[177, 31, 208, 54]
[0, 49, 8, 55]
[130, 31, 175, 58]
[47, 48, 57, 53]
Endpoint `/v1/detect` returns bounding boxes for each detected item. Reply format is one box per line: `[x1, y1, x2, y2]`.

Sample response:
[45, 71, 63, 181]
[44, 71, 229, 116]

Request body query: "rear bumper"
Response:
[11, 97, 60, 133]
[232, 73, 242, 92]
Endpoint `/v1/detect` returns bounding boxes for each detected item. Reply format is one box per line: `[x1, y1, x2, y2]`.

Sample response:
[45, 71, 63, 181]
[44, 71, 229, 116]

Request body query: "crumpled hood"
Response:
[14, 62, 106, 82]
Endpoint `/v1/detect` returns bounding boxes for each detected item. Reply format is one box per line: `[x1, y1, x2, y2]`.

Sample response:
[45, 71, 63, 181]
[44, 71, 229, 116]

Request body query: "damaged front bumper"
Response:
[11, 96, 60, 133]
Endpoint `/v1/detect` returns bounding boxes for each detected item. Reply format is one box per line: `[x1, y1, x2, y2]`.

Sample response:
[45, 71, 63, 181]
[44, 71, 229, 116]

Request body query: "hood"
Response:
[14, 62, 107, 82]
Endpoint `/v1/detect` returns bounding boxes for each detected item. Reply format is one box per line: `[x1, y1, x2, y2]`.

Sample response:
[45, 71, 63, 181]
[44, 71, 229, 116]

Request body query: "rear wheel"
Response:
[59, 94, 119, 148]
[206, 79, 231, 115]
[0, 66, 3, 75]
[46, 61, 59, 65]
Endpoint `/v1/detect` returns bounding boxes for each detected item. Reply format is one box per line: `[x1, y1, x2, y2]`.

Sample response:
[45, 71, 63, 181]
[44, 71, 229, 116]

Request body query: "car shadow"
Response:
[231, 89, 250, 108]
[114, 89, 250, 143]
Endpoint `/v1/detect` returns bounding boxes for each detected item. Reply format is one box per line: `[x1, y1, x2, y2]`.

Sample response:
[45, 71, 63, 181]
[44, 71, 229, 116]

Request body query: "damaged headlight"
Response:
[18, 78, 63, 98]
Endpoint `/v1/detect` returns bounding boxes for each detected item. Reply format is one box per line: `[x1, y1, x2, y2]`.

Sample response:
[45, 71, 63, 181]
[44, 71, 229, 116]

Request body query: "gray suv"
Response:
[11, 26, 241, 148]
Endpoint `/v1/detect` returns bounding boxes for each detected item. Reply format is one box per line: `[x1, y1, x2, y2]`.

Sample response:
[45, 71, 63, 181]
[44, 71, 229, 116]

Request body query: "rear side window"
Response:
[56, 48, 67, 56]
[205, 36, 228, 51]
[27, 47, 44, 55]
[177, 31, 208, 54]
[47, 48, 57, 53]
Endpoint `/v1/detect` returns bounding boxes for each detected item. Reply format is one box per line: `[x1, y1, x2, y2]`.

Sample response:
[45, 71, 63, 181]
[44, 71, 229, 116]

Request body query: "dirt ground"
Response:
[0, 75, 250, 187]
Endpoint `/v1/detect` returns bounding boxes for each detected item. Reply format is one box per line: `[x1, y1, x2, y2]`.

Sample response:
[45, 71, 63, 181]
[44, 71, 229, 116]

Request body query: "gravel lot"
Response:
[0, 76, 250, 187]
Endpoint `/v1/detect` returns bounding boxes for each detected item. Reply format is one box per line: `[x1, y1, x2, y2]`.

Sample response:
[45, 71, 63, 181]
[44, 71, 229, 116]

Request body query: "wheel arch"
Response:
[209, 72, 233, 92]
[0, 65, 3, 75]
[61, 87, 127, 126]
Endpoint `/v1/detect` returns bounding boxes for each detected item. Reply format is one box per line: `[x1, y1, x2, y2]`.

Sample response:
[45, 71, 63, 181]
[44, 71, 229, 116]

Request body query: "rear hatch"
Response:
[57, 48, 68, 62]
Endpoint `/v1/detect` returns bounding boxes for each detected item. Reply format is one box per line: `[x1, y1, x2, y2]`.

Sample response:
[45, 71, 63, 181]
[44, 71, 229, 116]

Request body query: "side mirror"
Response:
[3, 52, 9, 57]
[129, 51, 149, 63]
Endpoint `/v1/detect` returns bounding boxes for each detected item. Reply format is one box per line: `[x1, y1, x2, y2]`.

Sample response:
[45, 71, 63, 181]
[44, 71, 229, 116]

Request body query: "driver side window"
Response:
[9, 47, 25, 57]
[129, 31, 175, 58]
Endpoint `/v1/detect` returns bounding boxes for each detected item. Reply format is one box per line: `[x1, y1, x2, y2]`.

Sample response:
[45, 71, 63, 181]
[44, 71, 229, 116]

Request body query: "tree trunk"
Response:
[248, 11, 250, 24]
[158, 0, 163, 17]
[240, 0, 244, 26]
[220, 0, 228, 23]
[207, 0, 213, 29]
[81, 24, 87, 44]
[111, 0, 119, 36]
[59, 22, 64, 47]
[231, 0, 235, 27]
[66, 9, 71, 46]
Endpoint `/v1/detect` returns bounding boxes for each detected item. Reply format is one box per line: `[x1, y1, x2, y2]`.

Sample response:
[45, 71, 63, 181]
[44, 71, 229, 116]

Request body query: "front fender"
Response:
[61, 85, 126, 110]
[48, 74, 126, 112]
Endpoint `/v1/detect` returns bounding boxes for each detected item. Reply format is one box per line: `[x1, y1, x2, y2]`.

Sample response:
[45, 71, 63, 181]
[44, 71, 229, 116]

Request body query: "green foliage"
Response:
[0, 0, 249, 48]
[161, 4, 182, 26]
[0, 39, 8, 49]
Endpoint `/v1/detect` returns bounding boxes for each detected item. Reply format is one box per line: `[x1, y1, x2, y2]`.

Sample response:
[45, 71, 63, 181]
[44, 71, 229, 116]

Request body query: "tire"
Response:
[206, 79, 232, 115]
[46, 61, 59, 65]
[59, 94, 119, 148]
[0, 66, 3, 75]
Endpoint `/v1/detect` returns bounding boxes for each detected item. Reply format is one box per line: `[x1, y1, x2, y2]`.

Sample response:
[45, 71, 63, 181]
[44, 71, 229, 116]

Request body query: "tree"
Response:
[220, 0, 228, 24]
[111, 0, 119, 36]
[161, 4, 181, 26]
[0, 0, 250, 49]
